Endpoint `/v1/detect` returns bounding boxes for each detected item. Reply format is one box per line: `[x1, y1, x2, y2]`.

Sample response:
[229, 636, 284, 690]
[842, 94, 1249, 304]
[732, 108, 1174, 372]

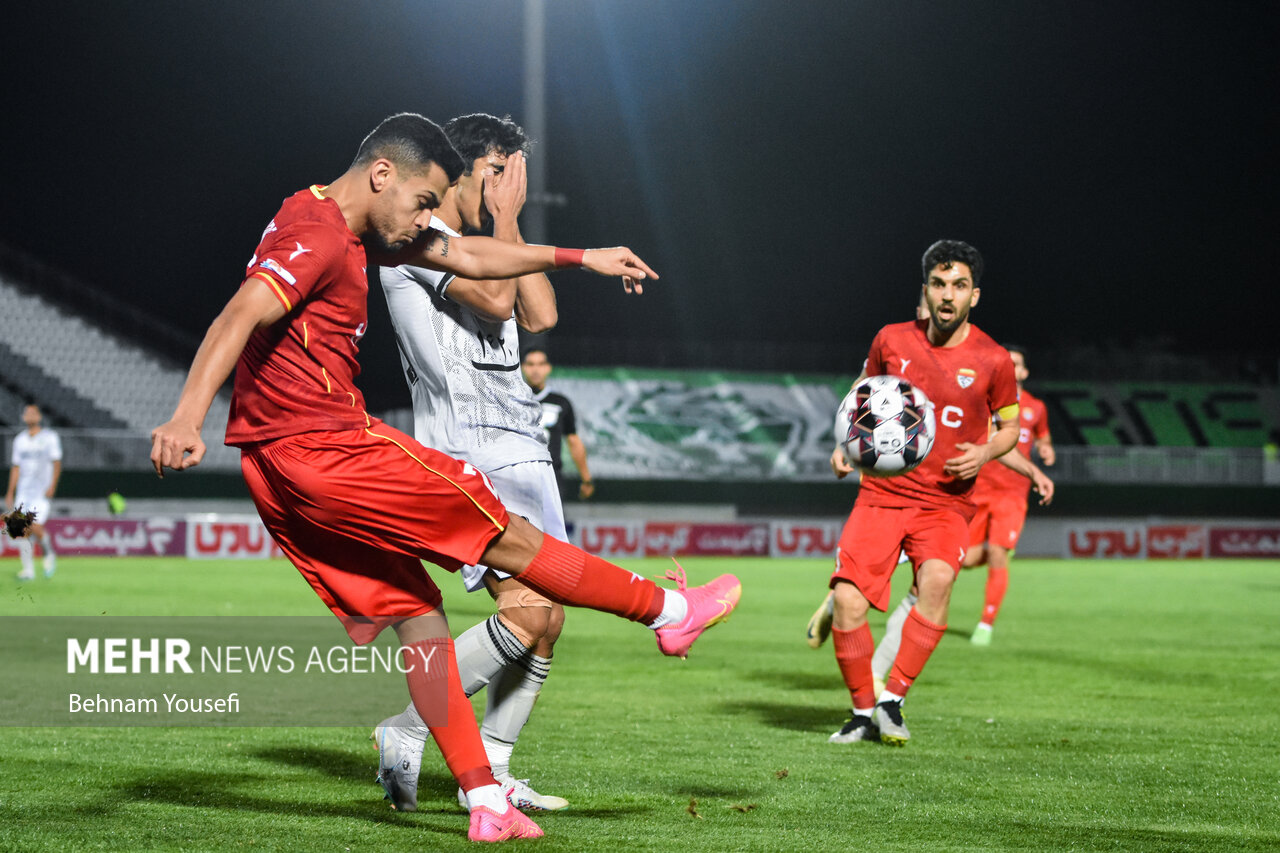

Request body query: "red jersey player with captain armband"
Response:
[825, 240, 1018, 747]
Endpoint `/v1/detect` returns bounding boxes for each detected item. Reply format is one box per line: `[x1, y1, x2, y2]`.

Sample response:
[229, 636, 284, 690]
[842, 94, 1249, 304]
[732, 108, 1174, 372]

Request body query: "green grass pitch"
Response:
[3, 555, 1278, 851]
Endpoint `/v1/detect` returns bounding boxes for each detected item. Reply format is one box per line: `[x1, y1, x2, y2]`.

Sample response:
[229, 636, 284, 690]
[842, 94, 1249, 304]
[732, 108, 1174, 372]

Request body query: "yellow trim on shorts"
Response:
[364, 429, 506, 531]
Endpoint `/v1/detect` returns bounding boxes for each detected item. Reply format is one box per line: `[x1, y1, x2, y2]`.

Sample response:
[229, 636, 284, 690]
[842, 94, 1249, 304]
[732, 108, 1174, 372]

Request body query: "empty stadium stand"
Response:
[0, 269, 229, 436]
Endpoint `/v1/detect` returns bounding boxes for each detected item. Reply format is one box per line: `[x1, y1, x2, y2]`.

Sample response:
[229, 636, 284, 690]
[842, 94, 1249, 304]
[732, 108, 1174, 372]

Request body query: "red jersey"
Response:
[974, 388, 1050, 499]
[226, 187, 374, 446]
[857, 319, 1018, 514]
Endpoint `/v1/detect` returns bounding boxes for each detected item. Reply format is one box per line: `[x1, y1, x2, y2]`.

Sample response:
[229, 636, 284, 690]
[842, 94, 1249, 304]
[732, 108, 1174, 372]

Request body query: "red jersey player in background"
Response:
[965, 345, 1055, 646]
[150, 113, 741, 843]
[826, 239, 1018, 747]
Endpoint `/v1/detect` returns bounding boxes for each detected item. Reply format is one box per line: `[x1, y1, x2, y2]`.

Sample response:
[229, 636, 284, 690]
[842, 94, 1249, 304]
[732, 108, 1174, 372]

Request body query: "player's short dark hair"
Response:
[1004, 344, 1027, 365]
[922, 240, 984, 285]
[444, 114, 531, 175]
[521, 347, 549, 362]
[352, 113, 465, 183]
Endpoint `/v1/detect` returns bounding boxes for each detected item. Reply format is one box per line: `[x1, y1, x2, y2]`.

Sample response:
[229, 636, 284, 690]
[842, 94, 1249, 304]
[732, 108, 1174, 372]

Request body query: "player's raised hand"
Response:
[581, 247, 658, 295]
[1031, 468, 1055, 505]
[830, 446, 856, 479]
[943, 442, 987, 480]
[150, 419, 206, 477]
[483, 151, 527, 222]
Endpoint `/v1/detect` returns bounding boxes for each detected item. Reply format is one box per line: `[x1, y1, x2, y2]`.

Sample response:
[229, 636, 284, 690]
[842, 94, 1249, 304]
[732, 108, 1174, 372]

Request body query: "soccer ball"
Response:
[833, 375, 935, 476]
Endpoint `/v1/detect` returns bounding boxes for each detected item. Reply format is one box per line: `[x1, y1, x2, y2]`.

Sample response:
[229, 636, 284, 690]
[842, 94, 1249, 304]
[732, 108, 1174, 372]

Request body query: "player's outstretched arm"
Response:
[996, 449, 1055, 505]
[404, 231, 657, 289]
[150, 280, 287, 477]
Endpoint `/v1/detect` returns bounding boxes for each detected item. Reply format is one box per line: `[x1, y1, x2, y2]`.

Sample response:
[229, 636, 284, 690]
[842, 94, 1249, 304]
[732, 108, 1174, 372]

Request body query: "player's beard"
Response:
[364, 203, 416, 256]
[364, 228, 406, 256]
[931, 303, 968, 333]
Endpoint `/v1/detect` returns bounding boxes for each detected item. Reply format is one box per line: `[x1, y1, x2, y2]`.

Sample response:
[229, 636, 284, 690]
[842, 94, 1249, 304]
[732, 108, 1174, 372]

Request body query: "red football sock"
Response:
[832, 625, 877, 710]
[981, 566, 1008, 625]
[886, 607, 946, 697]
[401, 638, 495, 792]
[515, 535, 664, 624]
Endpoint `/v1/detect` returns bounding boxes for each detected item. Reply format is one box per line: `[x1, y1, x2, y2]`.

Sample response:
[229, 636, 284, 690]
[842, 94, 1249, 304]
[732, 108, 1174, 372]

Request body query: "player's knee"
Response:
[543, 603, 566, 646]
[962, 545, 985, 568]
[832, 581, 869, 628]
[916, 560, 956, 600]
[987, 544, 1010, 569]
[499, 606, 552, 648]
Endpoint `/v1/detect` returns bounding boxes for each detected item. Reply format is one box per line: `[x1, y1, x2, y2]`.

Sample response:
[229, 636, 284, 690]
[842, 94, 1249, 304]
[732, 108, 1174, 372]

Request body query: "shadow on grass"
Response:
[111, 767, 462, 838]
[982, 816, 1279, 852]
[723, 700, 839, 734]
[747, 668, 833, 691]
[670, 783, 763, 799]
[1014, 648, 1206, 686]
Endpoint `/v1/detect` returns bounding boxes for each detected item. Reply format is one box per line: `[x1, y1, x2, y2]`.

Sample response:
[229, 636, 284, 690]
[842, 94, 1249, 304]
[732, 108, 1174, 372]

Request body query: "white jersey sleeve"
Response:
[379, 218, 549, 472]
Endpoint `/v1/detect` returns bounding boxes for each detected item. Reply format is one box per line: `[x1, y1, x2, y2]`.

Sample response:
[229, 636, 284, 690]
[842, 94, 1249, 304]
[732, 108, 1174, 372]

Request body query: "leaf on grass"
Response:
[729, 803, 758, 813]
[686, 797, 702, 819]
[775, 769, 789, 779]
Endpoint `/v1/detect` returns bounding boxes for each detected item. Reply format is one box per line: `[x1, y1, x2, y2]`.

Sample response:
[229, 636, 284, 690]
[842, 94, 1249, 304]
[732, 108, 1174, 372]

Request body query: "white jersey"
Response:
[11, 428, 62, 501]
[379, 217, 549, 473]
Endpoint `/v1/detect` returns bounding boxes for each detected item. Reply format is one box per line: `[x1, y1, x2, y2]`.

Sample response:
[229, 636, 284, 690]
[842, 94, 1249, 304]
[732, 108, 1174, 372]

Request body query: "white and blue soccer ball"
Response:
[834, 374, 935, 476]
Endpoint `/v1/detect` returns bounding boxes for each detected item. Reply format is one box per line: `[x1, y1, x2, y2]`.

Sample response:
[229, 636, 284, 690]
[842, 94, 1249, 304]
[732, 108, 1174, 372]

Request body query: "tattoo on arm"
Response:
[436, 234, 449, 257]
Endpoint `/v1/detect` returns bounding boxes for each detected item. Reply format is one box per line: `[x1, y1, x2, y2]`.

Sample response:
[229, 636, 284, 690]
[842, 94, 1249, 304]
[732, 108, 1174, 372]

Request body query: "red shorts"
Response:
[240, 424, 509, 644]
[830, 504, 969, 611]
[968, 492, 1029, 551]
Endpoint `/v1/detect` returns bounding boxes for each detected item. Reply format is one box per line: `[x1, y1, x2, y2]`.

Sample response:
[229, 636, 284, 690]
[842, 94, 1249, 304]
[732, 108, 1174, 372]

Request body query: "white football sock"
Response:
[16, 539, 34, 574]
[465, 783, 509, 814]
[647, 589, 689, 630]
[481, 738, 515, 781]
[458, 614, 527, 696]
[872, 592, 918, 680]
[480, 653, 551, 777]
[396, 613, 531, 741]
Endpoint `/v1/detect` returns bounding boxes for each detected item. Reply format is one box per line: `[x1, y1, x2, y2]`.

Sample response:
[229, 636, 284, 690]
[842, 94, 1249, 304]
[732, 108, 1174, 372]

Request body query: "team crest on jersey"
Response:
[956, 368, 976, 389]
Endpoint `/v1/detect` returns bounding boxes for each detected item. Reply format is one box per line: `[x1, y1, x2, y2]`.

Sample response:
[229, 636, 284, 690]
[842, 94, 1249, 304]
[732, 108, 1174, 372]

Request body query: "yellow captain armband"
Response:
[996, 403, 1020, 423]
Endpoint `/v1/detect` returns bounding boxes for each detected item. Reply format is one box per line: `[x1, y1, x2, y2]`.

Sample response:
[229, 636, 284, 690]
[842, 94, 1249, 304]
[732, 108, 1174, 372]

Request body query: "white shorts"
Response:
[459, 460, 566, 593]
[14, 496, 51, 526]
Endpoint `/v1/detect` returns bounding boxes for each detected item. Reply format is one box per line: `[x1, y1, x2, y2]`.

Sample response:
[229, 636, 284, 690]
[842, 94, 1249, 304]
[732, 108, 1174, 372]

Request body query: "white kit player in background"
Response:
[371, 114, 641, 814]
[6, 403, 61, 580]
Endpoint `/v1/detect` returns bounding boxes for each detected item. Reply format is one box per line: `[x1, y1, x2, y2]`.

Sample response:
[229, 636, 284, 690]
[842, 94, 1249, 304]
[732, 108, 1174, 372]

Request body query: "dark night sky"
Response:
[2, 1, 1276, 407]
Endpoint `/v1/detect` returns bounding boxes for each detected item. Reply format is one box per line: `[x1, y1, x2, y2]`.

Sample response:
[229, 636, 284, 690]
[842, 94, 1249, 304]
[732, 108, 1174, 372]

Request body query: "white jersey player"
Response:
[6, 403, 61, 580]
[371, 114, 642, 815]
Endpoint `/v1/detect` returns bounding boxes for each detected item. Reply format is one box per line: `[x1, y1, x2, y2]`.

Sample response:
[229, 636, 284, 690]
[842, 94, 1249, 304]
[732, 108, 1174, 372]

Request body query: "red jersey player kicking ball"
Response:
[149, 113, 741, 843]
[826, 240, 1018, 747]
